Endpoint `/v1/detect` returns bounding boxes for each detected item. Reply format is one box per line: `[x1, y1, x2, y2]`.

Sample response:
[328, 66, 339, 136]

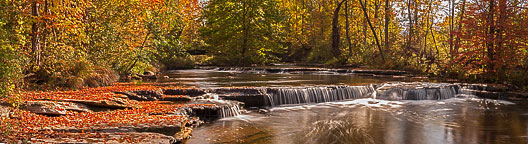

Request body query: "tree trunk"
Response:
[384, 0, 390, 51]
[241, 0, 249, 64]
[359, 0, 385, 62]
[454, 0, 467, 52]
[363, 0, 368, 47]
[449, 0, 454, 60]
[331, 0, 347, 58]
[406, 0, 413, 55]
[31, 0, 41, 67]
[487, 0, 495, 72]
[42, 0, 48, 61]
[345, 0, 353, 56]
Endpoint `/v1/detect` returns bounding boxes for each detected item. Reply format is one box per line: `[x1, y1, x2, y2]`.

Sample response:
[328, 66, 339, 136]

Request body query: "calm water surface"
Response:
[161, 69, 424, 87]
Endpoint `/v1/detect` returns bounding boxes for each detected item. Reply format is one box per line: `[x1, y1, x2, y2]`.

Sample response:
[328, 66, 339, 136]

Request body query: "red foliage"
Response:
[0, 83, 213, 142]
[452, 0, 528, 78]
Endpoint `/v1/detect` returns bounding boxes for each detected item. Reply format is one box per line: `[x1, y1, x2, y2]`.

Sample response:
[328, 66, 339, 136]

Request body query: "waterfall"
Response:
[212, 82, 481, 110]
[263, 85, 375, 107]
[218, 104, 241, 118]
[374, 82, 459, 100]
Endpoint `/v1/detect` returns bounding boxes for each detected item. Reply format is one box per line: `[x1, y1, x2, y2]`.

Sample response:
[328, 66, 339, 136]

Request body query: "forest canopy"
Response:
[1, 0, 528, 99]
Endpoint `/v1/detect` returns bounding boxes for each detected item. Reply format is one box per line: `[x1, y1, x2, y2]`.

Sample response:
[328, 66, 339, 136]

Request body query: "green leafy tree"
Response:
[0, 0, 24, 101]
[201, 0, 286, 65]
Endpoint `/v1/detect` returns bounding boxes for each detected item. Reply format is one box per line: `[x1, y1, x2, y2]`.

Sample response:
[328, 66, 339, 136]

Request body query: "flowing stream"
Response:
[161, 67, 528, 144]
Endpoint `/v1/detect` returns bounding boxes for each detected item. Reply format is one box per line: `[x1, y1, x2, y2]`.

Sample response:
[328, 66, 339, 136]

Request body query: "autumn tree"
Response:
[454, 0, 528, 82]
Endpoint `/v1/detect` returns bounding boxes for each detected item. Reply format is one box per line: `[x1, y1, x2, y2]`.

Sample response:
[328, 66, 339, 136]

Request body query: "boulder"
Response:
[138, 71, 157, 80]
[143, 71, 155, 76]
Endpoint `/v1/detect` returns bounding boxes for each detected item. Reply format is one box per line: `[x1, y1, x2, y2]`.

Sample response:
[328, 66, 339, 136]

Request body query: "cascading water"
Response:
[218, 104, 242, 118]
[263, 85, 375, 107]
[211, 82, 496, 111]
[374, 82, 459, 100]
[188, 99, 242, 120]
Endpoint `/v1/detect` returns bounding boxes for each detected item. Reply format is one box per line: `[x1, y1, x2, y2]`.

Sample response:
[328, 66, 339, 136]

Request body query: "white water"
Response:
[263, 85, 375, 107]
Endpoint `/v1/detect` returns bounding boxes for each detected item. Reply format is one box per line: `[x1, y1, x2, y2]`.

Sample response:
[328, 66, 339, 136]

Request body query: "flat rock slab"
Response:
[31, 132, 177, 144]
[162, 96, 193, 102]
[164, 89, 206, 96]
[22, 101, 92, 115]
[115, 91, 160, 101]
[47, 98, 133, 109]
[49, 124, 184, 136]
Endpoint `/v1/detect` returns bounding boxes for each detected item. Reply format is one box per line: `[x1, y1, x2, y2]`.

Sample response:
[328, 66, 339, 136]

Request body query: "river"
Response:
[161, 67, 528, 144]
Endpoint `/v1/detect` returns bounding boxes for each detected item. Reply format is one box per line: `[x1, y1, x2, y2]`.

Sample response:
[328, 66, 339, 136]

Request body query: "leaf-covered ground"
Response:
[0, 83, 211, 143]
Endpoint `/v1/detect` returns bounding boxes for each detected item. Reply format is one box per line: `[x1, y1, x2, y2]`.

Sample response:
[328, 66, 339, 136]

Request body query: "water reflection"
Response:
[188, 99, 528, 144]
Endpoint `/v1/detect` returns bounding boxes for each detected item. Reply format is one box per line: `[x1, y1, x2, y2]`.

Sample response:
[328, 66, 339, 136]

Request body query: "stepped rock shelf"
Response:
[2, 67, 527, 143]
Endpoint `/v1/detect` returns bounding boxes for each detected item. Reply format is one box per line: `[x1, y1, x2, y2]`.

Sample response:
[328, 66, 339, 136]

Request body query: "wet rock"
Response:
[164, 88, 206, 96]
[115, 91, 152, 101]
[187, 99, 242, 120]
[505, 92, 528, 100]
[258, 109, 270, 114]
[458, 83, 509, 92]
[219, 94, 268, 108]
[135, 71, 158, 80]
[211, 88, 262, 95]
[22, 101, 92, 115]
[162, 95, 193, 102]
[211, 87, 269, 108]
[134, 90, 163, 99]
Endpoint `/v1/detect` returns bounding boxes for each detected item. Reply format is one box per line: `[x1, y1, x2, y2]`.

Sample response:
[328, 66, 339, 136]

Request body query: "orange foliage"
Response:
[0, 83, 213, 142]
